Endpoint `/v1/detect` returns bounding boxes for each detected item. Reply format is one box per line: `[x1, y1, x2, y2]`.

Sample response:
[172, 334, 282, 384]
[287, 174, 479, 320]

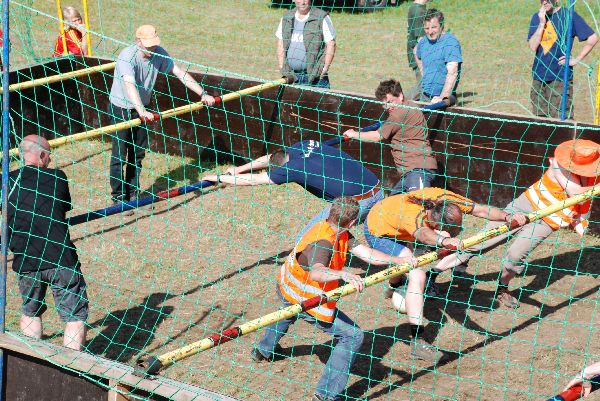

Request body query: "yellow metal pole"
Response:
[56, 0, 68, 56]
[5, 77, 289, 159]
[595, 58, 600, 125]
[136, 185, 600, 375]
[81, 0, 92, 56]
[0, 62, 115, 94]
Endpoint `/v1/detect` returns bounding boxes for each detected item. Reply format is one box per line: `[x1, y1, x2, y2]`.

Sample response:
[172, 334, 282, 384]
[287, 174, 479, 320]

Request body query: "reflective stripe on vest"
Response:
[524, 170, 591, 236]
[278, 220, 349, 323]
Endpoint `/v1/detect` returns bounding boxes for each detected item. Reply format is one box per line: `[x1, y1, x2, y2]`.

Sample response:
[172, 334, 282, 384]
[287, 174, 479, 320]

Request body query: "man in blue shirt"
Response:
[414, 9, 462, 106]
[202, 140, 383, 235]
[527, 0, 598, 119]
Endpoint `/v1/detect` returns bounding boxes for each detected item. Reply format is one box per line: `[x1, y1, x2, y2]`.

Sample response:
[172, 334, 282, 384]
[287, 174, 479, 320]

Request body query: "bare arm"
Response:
[203, 172, 274, 186]
[414, 225, 463, 249]
[472, 203, 528, 226]
[308, 263, 364, 292]
[172, 64, 215, 105]
[528, 8, 547, 52]
[75, 25, 88, 54]
[342, 129, 382, 142]
[277, 39, 285, 71]
[570, 33, 599, 65]
[437, 61, 459, 100]
[414, 46, 423, 75]
[351, 244, 416, 267]
[321, 40, 336, 78]
[225, 154, 271, 175]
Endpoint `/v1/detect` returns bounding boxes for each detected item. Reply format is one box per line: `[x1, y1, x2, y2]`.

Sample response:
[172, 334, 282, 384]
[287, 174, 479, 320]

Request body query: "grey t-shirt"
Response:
[287, 18, 308, 72]
[109, 44, 174, 109]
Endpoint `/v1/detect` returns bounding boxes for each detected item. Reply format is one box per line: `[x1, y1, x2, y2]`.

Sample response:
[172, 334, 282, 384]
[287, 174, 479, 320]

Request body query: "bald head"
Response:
[19, 135, 51, 167]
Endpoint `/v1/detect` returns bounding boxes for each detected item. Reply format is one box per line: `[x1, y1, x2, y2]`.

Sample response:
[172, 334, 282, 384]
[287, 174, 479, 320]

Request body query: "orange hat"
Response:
[554, 139, 600, 177]
[135, 25, 160, 47]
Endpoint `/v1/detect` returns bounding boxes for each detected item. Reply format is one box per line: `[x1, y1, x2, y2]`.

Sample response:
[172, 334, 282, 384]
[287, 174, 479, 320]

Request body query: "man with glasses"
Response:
[343, 79, 438, 195]
[528, 0, 598, 119]
[108, 25, 216, 210]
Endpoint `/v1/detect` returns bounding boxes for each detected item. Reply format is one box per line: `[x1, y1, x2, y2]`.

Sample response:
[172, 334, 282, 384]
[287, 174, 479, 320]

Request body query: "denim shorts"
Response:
[363, 221, 408, 257]
[18, 267, 89, 322]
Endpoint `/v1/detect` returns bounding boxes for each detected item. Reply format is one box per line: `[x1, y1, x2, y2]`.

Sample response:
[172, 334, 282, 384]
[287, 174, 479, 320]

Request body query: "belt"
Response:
[352, 185, 381, 201]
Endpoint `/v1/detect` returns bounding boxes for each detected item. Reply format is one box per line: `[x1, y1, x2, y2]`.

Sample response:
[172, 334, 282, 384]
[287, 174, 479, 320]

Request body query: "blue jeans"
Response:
[296, 189, 384, 241]
[390, 168, 436, 195]
[257, 287, 364, 400]
[295, 72, 331, 88]
[363, 220, 408, 257]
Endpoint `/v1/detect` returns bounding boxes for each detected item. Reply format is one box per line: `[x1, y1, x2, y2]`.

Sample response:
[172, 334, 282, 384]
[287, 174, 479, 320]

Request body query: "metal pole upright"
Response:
[0, 0, 10, 397]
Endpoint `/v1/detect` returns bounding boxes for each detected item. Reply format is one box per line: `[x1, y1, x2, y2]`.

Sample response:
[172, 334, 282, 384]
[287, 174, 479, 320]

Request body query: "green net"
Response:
[1, 1, 600, 401]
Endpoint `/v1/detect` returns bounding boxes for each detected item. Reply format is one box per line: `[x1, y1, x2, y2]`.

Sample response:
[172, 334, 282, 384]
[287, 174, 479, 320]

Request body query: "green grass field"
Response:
[11, 0, 600, 121]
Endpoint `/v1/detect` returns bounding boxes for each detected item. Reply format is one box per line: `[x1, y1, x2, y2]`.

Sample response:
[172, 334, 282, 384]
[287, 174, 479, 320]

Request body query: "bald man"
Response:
[6, 135, 88, 350]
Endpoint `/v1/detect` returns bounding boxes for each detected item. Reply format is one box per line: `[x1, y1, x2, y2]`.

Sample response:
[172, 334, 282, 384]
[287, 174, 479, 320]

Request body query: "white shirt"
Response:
[275, 12, 336, 43]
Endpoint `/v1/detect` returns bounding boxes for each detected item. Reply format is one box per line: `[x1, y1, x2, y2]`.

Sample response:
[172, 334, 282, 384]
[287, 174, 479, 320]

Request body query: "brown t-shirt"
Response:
[379, 101, 438, 174]
[297, 235, 358, 270]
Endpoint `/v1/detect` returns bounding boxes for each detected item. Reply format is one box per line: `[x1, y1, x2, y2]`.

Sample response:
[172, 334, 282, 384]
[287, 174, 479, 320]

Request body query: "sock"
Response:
[410, 324, 425, 340]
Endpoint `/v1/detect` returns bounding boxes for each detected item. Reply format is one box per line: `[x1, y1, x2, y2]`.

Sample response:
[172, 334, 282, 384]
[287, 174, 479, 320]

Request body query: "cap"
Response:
[135, 25, 160, 47]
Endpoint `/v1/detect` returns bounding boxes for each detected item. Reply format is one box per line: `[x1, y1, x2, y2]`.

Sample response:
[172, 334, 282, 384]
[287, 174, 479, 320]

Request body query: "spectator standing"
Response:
[527, 0, 598, 119]
[53, 6, 88, 56]
[415, 9, 462, 105]
[276, 0, 336, 88]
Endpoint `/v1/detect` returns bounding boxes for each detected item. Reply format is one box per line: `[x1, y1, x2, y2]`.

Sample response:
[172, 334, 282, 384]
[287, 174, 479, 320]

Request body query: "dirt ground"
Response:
[4, 139, 600, 401]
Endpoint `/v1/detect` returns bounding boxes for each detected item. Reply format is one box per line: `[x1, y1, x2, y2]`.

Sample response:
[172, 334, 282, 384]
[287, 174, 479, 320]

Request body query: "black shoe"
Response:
[112, 198, 134, 216]
[250, 345, 283, 362]
[250, 348, 270, 362]
[312, 394, 337, 401]
[425, 282, 441, 297]
[130, 194, 152, 212]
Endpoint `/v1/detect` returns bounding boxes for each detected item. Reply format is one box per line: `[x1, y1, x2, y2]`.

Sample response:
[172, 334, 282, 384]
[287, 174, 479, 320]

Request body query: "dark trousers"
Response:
[109, 104, 148, 201]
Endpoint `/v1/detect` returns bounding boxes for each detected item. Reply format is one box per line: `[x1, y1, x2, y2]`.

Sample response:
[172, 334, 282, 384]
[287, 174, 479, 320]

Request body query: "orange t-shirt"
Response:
[366, 187, 475, 241]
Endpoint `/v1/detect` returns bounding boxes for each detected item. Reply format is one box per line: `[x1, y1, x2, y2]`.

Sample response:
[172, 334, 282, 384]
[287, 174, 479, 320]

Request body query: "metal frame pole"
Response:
[81, 0, 92, 56]
[560, 0, 574, 121]
[0, 0, 10, 396]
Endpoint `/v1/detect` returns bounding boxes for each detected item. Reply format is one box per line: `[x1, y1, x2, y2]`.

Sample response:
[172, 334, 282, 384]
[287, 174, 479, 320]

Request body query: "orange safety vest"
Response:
[524, 170, 592, 236]
[279, 221, 349, 323]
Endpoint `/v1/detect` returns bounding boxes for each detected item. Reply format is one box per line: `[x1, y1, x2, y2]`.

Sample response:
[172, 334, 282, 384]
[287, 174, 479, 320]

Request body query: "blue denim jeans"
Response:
[296, 189, 384, 242]
[390, 168, 436, 195]
[363, 220, 408, 257]
[257, 287, 364, 400]
[295, 72, 331, 89]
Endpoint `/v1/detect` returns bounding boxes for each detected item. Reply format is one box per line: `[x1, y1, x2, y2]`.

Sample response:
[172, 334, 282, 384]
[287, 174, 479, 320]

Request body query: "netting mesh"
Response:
[1, 1, 600, 401]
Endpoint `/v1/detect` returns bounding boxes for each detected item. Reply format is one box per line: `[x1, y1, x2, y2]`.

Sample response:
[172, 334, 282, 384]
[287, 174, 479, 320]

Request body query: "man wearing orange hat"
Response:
[108, 25, 216, 208]
[435, 139, 600, 309]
